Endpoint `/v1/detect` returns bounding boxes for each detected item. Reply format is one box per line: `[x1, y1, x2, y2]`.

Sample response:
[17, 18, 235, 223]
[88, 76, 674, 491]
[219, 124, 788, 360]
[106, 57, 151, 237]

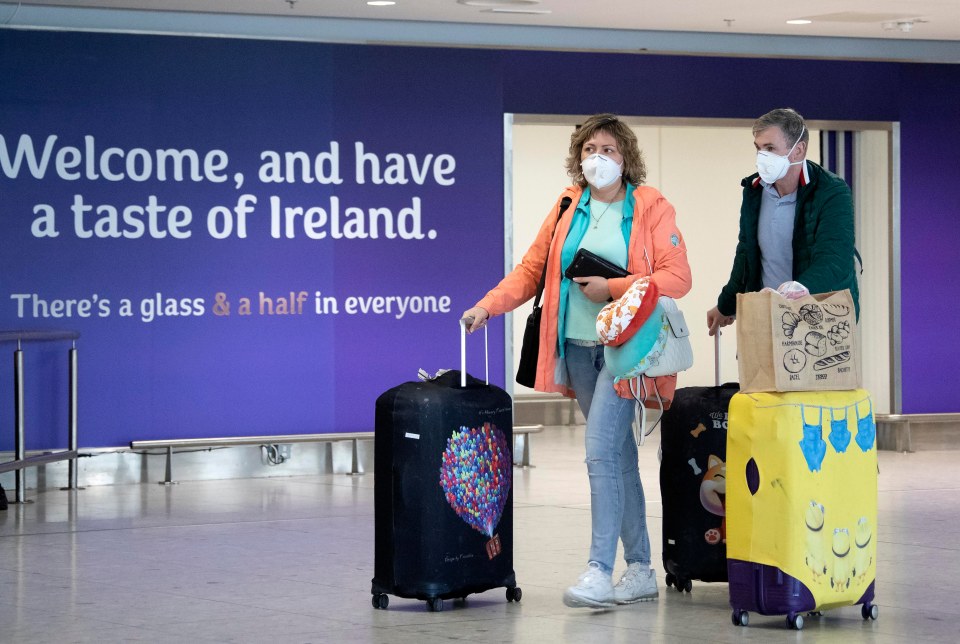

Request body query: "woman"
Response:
[462, 114, 692, 609]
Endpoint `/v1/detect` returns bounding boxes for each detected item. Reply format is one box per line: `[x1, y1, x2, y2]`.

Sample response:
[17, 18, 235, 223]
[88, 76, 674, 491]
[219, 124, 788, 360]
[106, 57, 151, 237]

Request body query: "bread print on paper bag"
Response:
[772, 290, 860, 391]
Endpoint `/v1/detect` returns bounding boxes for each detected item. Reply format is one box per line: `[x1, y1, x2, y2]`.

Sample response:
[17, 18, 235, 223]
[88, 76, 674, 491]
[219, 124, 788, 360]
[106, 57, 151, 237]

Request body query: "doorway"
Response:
[504, 114, 897, 413]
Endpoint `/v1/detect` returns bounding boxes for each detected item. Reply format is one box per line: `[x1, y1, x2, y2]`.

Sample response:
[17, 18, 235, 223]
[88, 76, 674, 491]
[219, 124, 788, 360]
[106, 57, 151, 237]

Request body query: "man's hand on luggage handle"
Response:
[707, 306, 735, 337]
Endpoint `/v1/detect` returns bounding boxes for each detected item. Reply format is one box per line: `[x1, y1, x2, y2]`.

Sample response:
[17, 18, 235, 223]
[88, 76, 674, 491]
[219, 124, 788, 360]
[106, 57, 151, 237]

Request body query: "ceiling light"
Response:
[786, 19, 812, 25]
[810, 11, 919, 23]
[367, 1, 396, 6]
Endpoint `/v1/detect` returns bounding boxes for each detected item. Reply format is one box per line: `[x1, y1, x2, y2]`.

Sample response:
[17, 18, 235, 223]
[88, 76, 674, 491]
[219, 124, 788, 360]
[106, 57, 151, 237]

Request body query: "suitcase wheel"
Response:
[506, 586, 523, 603]
[861, 602, 879, 620]
[668, 574, 692, 593]
[427, 597, 444, 612]
[732, 609, 749, 627]
[787, 612, 805, 630]
[371, 593, 389, 610]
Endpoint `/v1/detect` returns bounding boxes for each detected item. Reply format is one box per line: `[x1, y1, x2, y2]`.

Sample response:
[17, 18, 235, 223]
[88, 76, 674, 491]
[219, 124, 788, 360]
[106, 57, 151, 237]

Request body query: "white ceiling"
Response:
[4, 0, 960, 63]
[9, 0, 959, 40]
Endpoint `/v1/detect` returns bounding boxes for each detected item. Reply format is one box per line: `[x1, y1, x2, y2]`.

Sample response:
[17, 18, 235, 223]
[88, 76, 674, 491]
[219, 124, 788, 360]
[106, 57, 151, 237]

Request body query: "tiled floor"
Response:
[1, 425, 957, 643]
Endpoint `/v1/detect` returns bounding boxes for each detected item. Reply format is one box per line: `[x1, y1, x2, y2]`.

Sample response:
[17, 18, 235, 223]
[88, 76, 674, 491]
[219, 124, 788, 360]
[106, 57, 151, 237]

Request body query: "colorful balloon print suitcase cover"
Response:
[726, 389, 878, 627]
[372, 365, 518, 610]
[660, 382, 739, 592]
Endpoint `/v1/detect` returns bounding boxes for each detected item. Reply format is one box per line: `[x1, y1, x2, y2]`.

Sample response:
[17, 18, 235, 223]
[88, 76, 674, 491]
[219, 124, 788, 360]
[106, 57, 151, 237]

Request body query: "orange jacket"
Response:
[477, 184, 692, 405]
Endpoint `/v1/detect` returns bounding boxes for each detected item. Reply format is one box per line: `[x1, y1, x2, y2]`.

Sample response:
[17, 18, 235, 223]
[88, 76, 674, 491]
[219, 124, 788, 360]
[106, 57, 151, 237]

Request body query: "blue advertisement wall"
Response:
[1, 31, 506, 448]
[500, 50, 901, 122]
[498, 50, 960, 414]
[897, 63, 960, 414]
[3, 31, 959, 450]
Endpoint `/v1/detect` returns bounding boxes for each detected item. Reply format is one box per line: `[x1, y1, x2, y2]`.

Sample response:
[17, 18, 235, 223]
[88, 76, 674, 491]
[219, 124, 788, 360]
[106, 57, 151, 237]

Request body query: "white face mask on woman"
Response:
[581, 153, 623, 190]
[756, 126, 805, 184]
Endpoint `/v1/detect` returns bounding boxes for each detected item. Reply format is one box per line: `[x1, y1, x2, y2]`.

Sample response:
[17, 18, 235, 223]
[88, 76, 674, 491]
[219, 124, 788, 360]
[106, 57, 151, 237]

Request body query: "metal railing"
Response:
[130, 432, 374, 484]
[130, 424, 546, 484]
[0, 330, 81, 503]
[875, 412, 960, 453]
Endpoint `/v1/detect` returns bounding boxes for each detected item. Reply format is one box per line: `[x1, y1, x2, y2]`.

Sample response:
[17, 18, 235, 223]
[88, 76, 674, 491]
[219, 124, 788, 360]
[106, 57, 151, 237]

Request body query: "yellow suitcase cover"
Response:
[727, 389, 877, 612]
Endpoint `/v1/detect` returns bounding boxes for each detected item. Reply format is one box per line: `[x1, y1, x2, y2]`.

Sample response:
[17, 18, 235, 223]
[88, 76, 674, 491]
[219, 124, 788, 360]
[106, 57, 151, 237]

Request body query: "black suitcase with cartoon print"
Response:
[659, 380, 737, 592]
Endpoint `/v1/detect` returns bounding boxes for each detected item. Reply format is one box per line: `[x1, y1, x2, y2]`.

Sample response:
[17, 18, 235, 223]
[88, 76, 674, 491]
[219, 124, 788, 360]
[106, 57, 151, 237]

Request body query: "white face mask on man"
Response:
[756, 126, 806, 184]
[581, 153, 623, 190]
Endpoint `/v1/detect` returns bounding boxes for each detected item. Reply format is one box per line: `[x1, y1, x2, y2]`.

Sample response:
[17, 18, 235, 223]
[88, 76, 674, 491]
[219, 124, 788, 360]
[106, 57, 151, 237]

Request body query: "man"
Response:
[707, 108, 859, 336]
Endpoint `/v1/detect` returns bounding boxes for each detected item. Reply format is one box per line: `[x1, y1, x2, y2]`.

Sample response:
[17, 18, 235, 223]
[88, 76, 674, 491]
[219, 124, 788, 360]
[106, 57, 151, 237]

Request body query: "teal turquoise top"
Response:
[557, 185, 634, 354]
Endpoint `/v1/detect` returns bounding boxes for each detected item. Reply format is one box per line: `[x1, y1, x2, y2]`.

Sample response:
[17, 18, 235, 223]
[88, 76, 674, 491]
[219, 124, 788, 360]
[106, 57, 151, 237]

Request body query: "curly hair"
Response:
[565, 113, 646, 187]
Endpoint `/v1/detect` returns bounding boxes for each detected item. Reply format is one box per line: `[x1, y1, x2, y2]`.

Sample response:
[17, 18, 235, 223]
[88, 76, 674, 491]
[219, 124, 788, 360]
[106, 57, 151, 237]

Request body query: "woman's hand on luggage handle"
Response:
[573, 276, 611, 303]
[707, 306, 735, 337]
[461, 307, 489, 333]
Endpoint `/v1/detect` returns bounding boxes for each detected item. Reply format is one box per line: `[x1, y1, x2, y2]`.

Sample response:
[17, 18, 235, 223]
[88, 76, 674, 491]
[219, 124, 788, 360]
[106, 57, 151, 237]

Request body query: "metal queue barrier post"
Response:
[0, 330, 81, 504]
[64, 342, 80, 491]
[14, 341, 25, 502]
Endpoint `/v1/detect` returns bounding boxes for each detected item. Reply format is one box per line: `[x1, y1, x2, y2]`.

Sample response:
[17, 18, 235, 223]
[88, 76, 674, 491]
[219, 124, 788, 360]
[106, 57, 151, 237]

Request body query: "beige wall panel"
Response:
[855, 130, 892, 414]
[657, 126, 752, 386]
[509, 120, 887, 405]
[509, 122, 661, 393]
[510, 124, 573, 394]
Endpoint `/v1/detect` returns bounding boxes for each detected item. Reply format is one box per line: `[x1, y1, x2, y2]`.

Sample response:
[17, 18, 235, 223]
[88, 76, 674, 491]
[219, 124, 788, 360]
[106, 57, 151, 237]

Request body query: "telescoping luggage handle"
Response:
[458, 317, 489, 387]
[714, 331, 721, 387]
[651, 331, 724, 452]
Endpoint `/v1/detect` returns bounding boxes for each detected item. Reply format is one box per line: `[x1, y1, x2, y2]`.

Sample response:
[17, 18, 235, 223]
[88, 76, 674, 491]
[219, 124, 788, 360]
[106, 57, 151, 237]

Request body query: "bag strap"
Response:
[532, 196, 573, 309]
[630, 377, 664, 447]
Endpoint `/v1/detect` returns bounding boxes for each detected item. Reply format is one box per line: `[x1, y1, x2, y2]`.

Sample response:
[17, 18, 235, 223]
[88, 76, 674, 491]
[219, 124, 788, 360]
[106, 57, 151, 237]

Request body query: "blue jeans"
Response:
[564, 341, 650, 574]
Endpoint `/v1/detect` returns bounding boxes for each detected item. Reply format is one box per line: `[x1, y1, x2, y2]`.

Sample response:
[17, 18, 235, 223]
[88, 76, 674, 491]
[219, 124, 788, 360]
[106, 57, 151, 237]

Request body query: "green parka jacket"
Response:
[716, 160, 860, 319]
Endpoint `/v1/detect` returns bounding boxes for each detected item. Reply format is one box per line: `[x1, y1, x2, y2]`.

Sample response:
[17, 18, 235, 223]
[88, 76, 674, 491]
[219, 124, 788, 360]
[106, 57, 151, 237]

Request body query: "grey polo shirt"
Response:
[757, 180, 797, 290]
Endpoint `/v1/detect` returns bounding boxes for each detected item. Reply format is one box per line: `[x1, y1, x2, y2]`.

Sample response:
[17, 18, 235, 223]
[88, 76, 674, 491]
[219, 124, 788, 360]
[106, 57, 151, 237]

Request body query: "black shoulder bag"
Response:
[516, 196, 573, 388]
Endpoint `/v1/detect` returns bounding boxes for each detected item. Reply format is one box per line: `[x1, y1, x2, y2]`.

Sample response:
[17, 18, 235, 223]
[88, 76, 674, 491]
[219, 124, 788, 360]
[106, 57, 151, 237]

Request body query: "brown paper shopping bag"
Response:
[736, 289, 860, 393]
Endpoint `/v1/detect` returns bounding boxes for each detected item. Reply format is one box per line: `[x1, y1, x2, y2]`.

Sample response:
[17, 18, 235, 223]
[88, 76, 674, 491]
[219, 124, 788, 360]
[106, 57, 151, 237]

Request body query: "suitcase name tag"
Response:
[485, 534, 502, 560]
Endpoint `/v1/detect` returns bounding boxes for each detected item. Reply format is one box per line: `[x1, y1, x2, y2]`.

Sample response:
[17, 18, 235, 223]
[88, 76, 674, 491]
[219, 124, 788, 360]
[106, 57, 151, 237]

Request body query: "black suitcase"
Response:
[660, 336, 738, 592]
[371, 323, 520, 611]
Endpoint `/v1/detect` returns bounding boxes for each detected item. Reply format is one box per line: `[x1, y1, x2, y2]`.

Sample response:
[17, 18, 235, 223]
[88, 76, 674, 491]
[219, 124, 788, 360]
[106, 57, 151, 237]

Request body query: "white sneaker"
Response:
[562, 562, 616, 608]
[613, 563, 659, 604]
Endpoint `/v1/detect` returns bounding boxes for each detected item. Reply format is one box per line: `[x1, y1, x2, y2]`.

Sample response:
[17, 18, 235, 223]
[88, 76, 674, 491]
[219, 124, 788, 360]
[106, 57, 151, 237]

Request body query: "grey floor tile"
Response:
[1, 427, 958, 642]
